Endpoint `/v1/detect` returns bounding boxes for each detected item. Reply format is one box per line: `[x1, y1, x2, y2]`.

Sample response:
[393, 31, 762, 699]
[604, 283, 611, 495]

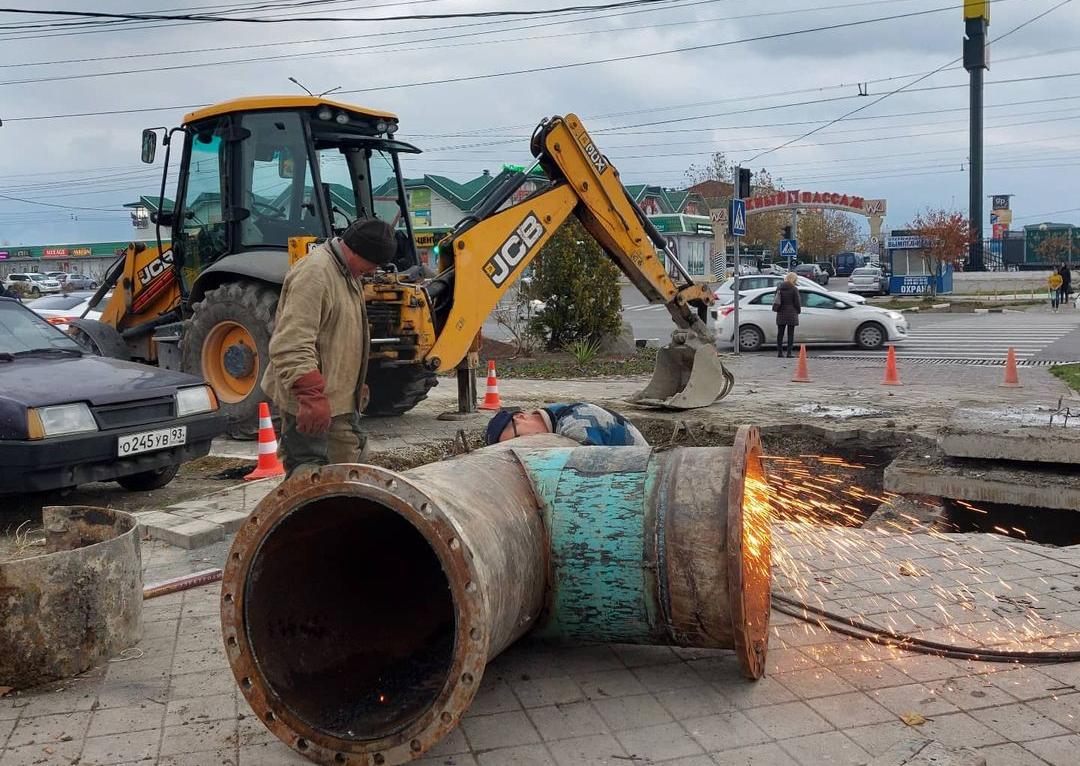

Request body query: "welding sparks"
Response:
[755, 453, 1079, 660]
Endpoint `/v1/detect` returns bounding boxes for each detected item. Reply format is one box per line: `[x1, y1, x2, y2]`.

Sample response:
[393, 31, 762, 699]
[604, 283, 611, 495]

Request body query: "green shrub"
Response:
[567, 338, 602, 366]
[528, 218, 622, 351]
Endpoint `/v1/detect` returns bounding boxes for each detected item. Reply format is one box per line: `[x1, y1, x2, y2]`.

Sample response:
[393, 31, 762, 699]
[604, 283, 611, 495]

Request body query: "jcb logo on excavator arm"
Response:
[137, 249, 174, 286]
[584, 142, 608, 175]
[483, 213, 546, 287]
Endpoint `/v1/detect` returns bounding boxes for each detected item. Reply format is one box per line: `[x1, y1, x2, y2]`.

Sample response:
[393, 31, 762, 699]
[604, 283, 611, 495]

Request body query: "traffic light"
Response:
[737, 167, 752, 199]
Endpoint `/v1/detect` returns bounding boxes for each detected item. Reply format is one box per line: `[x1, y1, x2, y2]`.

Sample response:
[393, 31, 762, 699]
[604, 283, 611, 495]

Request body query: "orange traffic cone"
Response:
[791, 345, 811, 383]
[479, 360, 503, 410]
[245, 402, 285, 480]
[1001, 347, 1021, 388]
[882, 346, 902, 386]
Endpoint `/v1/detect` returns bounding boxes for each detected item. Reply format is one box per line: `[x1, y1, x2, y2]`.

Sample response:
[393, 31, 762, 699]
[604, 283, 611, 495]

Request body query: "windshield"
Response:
[240, 111, 319, 248]
[0, 301, 83, 354]
[30, 294, 87, 310]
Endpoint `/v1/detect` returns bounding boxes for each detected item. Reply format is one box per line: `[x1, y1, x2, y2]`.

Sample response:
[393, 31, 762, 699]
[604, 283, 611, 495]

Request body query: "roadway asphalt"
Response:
[488, 283, 1080, 363]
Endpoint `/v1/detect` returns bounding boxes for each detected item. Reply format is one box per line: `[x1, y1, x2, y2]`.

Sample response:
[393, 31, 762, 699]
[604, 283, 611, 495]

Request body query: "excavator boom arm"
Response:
[425, 114, 733, 409]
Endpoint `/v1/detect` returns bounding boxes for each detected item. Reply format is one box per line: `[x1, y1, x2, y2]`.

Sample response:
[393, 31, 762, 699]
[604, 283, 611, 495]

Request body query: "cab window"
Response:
[238, 112, 318, 248]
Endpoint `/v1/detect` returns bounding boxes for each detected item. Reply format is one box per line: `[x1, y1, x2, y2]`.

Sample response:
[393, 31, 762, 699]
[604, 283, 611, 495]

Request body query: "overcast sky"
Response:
[1, 0, 1078, 246]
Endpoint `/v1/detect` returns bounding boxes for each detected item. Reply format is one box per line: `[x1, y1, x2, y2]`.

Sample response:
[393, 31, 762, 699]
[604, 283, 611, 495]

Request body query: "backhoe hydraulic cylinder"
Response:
[221, 428, 771, 765]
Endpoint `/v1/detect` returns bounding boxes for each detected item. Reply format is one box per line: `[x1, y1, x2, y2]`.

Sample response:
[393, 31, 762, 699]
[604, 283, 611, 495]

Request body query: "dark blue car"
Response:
[0, 297, 226, 493]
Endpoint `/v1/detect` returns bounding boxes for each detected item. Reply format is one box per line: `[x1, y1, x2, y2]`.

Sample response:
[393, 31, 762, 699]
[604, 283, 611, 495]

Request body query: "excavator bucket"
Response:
[631, 334, 734, 410]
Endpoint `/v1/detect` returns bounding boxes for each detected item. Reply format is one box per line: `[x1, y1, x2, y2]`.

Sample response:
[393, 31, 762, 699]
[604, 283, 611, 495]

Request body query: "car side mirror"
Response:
[141, 129, 157, 164]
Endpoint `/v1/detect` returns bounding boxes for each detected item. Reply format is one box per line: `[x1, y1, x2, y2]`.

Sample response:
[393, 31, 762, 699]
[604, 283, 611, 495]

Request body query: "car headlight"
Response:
[28, 402, 98, 438]
[176, 385, 218, 417]
[886, 311, 904, 321]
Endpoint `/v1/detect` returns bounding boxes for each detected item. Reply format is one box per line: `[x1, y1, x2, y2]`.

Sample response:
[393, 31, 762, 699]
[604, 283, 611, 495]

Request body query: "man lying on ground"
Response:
[485, 403, 648, 447]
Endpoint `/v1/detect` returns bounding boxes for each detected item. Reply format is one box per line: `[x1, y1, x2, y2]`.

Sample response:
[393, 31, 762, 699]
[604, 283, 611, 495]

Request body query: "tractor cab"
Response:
[141, 96, 422, 303]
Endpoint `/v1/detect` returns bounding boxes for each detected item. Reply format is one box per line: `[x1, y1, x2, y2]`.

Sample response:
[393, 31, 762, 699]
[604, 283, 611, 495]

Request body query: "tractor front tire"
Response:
[363, 362, 439, 417]
[183, 281, 278, 440]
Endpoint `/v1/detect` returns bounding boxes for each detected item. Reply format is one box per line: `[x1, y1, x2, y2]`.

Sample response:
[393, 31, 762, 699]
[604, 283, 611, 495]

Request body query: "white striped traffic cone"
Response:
[245, 402, 285, 480]
[479, 360, 503, 410]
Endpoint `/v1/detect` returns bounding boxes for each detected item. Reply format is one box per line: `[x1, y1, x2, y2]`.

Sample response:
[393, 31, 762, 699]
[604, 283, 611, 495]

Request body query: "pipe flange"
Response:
[220, 463, 490, 766]
[725, 425, 771, 680]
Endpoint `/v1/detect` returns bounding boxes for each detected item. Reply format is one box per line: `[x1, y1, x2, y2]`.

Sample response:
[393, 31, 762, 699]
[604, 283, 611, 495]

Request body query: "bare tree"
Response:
[910, 208, 971, 296]
[796, 210, 860, 262]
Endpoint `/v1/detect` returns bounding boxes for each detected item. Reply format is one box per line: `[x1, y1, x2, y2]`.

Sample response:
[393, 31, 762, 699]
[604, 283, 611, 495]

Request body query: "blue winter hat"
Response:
[484, 408, 522, 445]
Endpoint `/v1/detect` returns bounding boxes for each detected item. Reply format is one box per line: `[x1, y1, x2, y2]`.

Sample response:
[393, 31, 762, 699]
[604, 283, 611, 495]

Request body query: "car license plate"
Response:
[118, 426, 187, 457]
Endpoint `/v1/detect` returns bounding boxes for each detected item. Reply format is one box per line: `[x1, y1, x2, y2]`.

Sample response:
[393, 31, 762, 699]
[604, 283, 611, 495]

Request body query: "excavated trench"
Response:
[365, 418, 1077, 546]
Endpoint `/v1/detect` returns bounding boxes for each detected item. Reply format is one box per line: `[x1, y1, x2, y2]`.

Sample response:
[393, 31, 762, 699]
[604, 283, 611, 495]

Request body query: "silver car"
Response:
[847, 267, 889, 296]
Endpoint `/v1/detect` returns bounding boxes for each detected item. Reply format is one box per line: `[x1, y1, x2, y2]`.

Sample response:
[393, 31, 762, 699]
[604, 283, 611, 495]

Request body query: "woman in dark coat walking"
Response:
[774, 272, 801, 357]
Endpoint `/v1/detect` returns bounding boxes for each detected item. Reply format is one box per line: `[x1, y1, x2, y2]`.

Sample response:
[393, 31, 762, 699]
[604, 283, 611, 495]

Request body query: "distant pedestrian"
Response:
[1049, 270, 1064, 312]
[1059, 262, 1072, 308]
[773, 272, 801, 357]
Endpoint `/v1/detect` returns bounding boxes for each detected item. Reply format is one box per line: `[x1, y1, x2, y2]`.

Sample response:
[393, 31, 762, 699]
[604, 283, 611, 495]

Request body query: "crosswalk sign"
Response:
[780, 239, 798, 257]
[729, 199, 746, 237]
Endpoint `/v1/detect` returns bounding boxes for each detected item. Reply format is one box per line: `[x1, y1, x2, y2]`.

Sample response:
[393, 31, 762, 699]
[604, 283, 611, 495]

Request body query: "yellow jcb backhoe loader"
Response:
[72, 96, 733, 437]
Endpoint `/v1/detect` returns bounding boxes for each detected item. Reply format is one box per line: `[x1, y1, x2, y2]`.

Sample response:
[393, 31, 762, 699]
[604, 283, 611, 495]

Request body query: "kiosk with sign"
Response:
[886, 230, 954, 295]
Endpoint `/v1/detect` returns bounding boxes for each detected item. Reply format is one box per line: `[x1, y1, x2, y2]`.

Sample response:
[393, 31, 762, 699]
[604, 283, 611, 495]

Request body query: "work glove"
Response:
[292, 369, 332, 435]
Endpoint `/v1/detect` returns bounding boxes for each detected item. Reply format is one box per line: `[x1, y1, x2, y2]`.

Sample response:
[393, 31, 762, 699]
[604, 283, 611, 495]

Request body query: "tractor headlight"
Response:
[176, 385, 218, 417]
[28, 403, 98, 438]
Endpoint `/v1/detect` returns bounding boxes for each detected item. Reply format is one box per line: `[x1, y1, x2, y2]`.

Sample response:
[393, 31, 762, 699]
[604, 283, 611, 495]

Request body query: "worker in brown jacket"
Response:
[261, 219, 398, 475]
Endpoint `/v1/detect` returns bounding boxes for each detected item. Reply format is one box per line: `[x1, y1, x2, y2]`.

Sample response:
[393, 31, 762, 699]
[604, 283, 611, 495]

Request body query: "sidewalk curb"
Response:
[134, 477, 280, 549]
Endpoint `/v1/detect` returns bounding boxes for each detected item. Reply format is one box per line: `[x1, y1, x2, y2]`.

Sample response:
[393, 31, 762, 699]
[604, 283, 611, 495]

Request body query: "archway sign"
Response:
[706, 190, 886, 280]
[745, 190, 888, 243]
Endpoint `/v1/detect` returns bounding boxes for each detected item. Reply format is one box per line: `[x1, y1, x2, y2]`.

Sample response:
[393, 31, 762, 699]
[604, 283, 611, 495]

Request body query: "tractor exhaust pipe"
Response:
[221, 428, 771, 766]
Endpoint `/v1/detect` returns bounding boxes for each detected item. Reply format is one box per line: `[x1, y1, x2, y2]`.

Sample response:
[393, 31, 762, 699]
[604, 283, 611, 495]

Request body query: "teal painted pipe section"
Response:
[519, 447, 664, 643]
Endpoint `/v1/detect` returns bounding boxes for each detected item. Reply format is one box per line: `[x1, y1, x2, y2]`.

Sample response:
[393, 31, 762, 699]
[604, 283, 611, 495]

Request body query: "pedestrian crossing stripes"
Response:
[816, 315, 1080, 362]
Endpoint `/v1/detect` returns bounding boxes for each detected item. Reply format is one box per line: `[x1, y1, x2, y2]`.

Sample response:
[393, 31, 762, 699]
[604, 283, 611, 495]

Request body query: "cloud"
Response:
[0, 0, 1078, 245]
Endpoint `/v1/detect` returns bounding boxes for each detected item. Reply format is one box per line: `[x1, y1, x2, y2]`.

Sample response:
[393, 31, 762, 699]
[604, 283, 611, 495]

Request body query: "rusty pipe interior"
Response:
[222, 428, 771, 765]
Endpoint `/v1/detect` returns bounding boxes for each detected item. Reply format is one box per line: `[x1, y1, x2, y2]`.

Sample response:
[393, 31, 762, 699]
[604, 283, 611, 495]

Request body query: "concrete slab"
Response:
[941, 406, 1080, 465]
[864, 495, 946, 533]
[152, 518, 224, 550]
[884, 454, 1080, 511]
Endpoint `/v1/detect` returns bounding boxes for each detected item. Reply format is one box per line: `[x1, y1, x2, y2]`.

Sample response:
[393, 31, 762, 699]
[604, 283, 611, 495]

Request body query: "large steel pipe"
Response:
[221, 427, 770, 766]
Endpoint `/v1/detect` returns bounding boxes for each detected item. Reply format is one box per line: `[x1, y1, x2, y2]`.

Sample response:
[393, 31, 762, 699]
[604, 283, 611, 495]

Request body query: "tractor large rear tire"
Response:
[182, 281, 278, 440]
[363, 362, 439, 417]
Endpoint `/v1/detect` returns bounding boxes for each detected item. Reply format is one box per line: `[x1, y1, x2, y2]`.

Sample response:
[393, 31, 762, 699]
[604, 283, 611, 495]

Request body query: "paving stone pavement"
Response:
[3, 522, 1079, 766]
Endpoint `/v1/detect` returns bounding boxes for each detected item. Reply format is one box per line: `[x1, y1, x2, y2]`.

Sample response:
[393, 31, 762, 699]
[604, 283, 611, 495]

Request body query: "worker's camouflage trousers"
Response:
[280, 411, 368, 478]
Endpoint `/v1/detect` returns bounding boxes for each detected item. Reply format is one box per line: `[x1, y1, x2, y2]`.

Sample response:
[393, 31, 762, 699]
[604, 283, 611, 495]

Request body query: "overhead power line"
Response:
[0, 0, 937, 87]
[744, 0, 1076, 163]
[0, 0, 685, 28]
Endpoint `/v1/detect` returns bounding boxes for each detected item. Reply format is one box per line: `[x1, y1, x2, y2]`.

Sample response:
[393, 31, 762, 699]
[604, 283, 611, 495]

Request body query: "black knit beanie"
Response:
[341, 219, 398, 265]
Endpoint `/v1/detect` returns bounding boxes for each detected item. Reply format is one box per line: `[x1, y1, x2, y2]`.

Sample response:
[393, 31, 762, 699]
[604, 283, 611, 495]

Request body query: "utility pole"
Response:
[964, 1, 990, 271]
[730, 168, 751, 355]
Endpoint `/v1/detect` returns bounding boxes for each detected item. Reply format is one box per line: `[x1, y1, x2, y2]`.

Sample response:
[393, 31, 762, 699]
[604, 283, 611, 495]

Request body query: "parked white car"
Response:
[714, 275, 867, 305]
[847, 267, 890, 296]
[3, 272, 62, 296]
[29, 291, 109, 333]
[714, 286, 909, 352]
